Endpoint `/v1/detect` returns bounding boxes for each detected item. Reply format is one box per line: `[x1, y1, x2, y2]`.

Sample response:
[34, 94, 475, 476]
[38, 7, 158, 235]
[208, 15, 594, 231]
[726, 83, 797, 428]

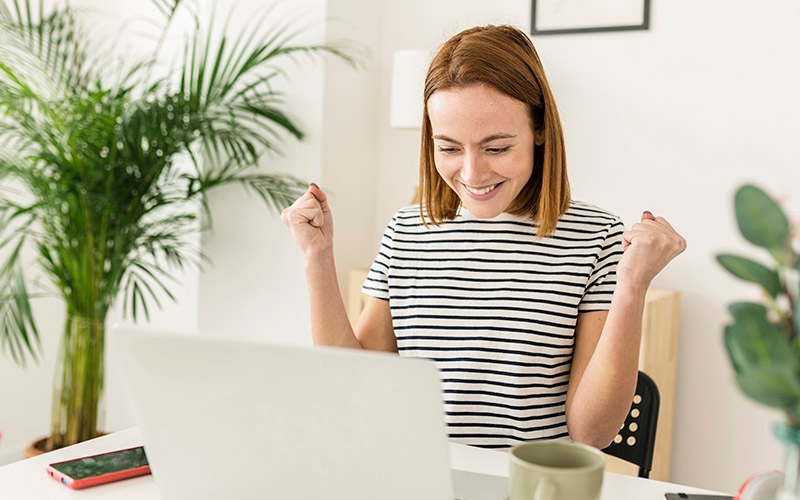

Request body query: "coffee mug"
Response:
[509, 440, 605, 500]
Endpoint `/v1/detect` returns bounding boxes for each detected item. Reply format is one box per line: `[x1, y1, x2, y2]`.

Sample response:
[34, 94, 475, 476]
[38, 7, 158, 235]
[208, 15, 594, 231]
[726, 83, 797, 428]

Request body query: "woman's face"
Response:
[427, 84, 536, 219]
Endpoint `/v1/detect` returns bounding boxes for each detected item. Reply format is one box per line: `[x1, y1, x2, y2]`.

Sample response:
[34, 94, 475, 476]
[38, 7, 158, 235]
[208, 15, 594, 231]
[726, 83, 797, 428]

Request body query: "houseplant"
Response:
[0, 0, 356, 451]
[717, 183, 800, 499]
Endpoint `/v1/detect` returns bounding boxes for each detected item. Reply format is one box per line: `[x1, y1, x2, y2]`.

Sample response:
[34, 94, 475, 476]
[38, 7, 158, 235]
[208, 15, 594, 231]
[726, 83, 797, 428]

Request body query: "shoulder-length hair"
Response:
[418, 24, 570, 237]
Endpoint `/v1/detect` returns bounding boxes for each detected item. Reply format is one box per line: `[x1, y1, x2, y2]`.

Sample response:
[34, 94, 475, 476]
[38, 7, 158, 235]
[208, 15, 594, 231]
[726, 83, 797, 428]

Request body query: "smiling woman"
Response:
[281, 23, 686, 451]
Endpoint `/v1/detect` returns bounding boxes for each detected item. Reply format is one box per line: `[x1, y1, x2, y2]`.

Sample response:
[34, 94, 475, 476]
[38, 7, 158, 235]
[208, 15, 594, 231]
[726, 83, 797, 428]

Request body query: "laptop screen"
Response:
[111, 328, 456, 500]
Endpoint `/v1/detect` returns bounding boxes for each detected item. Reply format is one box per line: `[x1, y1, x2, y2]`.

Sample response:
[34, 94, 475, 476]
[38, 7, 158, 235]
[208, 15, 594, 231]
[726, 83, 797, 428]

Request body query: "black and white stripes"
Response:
[363, 201, 624, 448]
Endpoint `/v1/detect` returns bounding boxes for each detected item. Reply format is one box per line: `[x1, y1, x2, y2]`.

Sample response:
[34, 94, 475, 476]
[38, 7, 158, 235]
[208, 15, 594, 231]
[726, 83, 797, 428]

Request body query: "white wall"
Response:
[197, 0, 384, 347]
[197, 0, 329, 345]
[321, 0, 383, 288]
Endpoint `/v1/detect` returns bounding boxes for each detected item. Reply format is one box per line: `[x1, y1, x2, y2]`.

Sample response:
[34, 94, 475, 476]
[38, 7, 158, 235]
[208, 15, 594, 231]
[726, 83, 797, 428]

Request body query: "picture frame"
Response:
[530, 0, 650, 35]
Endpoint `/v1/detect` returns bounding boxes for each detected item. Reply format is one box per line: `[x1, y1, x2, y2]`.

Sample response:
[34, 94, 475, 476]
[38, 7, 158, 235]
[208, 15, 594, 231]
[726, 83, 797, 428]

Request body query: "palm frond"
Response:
[0, 237, 39, 366]
[173, 4, 358, 175]
[197, 169, 307, 215]
[0, 2, 97, 93]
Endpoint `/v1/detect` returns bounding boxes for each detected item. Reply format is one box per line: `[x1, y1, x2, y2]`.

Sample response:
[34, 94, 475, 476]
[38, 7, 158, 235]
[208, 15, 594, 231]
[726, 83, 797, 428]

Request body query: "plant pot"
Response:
[24, 432, 109, 459]
[23, 437, 49, 458]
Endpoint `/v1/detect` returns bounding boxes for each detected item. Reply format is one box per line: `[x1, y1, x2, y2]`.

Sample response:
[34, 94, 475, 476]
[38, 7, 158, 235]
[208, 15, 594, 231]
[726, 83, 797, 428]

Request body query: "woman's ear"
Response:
[534, 128, 545, 146]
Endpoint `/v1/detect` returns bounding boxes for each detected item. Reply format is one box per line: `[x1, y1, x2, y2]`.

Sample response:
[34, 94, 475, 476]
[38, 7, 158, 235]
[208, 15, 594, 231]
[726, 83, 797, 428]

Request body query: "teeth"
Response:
[464, 184, 497, 195]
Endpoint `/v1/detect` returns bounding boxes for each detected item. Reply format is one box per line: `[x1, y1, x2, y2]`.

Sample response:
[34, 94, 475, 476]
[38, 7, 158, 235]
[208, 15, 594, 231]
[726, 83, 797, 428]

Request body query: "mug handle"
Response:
[534, 478, 557, 500]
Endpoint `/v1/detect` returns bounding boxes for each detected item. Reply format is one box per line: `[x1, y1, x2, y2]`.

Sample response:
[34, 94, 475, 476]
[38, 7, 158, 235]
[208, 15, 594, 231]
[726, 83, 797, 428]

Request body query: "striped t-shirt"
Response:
[362, 201, 625, 449]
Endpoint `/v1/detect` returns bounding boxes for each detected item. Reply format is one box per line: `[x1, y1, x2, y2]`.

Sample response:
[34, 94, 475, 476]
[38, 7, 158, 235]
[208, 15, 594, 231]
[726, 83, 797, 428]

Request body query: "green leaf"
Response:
[0, 238, 40, 366]
[716, 253, 781, 298]
[735, 366, 800, 410]
[735, 184, 790, 251]
[723, 309, 792, 371]
[728, 301, 770, 320]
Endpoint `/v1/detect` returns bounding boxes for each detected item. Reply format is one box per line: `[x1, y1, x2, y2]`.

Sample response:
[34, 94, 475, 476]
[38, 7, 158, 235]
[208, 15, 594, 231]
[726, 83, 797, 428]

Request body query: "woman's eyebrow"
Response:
[432, 133, 517, 145]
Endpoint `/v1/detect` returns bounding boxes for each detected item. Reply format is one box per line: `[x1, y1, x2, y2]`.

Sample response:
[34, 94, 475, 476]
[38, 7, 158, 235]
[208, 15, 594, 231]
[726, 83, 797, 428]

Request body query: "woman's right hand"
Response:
[281, 183, 334, 256]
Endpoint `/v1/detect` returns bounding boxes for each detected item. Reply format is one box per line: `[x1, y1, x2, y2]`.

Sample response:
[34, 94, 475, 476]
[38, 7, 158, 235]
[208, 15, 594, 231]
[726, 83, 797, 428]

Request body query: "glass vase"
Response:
[775, 421, 800, 500]
[48, 314, 107, 450]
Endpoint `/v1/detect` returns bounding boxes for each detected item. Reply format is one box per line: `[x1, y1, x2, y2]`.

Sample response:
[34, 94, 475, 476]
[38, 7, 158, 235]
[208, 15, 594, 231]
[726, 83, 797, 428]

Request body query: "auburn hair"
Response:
[418, 25, 570, 237]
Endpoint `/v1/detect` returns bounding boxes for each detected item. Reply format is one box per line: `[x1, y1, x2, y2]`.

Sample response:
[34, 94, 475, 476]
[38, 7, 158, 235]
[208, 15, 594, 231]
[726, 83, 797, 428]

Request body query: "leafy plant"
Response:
[717, 184, 800, 427]
[0, 0, 356, 450]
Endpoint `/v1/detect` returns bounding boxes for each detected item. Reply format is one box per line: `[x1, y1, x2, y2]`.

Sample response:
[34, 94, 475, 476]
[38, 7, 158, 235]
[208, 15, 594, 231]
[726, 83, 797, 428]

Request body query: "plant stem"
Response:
[49, 313, 106, 450]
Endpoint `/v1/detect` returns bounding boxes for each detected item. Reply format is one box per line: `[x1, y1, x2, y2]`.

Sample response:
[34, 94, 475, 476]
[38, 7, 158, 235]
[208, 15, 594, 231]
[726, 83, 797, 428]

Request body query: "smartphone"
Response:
[664, 494, 734, 500]
[46, 445, 151, 489]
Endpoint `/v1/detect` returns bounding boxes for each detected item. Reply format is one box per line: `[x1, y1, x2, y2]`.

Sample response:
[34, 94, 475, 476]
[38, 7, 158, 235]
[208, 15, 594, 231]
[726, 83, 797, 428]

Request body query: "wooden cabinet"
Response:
[346, 269, 680, 481]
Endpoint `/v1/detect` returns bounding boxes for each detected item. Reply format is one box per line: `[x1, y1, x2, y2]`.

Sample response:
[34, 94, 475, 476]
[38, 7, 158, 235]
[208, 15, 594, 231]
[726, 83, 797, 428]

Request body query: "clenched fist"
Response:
[617, 211, 687, 293]
[281, 183, 334, 257]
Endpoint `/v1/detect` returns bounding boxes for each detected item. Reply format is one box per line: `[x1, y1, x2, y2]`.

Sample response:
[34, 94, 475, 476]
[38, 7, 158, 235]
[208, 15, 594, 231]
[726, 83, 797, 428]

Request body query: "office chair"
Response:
[601, 370, 660, 478]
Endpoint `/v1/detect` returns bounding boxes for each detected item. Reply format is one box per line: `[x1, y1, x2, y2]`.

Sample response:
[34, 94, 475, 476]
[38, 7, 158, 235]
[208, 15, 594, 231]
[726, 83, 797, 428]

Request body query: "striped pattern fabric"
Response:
[363, 201, 624, 449]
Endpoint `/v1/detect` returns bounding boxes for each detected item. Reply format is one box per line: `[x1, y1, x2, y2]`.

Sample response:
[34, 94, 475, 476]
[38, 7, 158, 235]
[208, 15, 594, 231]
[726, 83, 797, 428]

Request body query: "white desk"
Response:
[0, 427, 727, 499]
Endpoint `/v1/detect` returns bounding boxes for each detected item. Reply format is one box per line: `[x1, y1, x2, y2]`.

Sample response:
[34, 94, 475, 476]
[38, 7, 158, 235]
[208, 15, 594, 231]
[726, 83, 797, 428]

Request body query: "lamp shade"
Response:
[390, 49, 430, 129]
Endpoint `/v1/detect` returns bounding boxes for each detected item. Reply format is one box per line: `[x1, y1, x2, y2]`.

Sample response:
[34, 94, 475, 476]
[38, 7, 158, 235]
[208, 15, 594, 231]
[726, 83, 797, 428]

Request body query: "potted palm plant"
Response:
[0, 0, 356, 452]
[717, 184, 800, 499]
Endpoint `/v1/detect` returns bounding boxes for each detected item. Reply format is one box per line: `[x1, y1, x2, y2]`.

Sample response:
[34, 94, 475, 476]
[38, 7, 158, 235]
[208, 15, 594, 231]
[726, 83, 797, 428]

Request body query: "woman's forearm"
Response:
[567, 283, 647, 448]
[304, 250, 363, 349]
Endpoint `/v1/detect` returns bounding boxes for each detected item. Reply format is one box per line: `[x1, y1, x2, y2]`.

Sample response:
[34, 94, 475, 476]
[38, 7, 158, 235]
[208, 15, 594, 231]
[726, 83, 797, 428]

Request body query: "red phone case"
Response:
[46, 446, 151, 489]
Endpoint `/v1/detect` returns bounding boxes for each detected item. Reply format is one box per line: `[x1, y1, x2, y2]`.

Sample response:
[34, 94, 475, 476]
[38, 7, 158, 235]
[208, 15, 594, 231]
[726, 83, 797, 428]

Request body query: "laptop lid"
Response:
[110, 327, 455, 500]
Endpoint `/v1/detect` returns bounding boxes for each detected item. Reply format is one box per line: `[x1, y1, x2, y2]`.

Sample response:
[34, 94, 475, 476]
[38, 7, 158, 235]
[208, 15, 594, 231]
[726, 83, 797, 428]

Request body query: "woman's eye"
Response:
[487, 146, 510, 154]
[437, 146, 458, 154]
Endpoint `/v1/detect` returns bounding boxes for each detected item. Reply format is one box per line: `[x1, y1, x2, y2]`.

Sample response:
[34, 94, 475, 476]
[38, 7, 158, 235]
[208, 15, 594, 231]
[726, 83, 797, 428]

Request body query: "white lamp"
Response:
[389, 49, 431, 129]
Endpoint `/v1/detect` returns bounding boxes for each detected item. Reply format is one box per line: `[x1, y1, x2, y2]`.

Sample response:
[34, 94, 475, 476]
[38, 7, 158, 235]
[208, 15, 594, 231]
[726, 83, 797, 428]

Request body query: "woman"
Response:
[282, 24, 686, 449]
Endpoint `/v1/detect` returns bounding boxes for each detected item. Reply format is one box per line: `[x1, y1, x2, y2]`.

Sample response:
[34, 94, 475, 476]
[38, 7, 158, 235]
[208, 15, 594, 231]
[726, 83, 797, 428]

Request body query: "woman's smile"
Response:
[462, 181, 503, 198]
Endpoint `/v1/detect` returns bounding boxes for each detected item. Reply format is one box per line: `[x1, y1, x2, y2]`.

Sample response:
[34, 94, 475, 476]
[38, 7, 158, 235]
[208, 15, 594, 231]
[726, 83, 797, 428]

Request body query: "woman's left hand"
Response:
[616, 211, 687, 292]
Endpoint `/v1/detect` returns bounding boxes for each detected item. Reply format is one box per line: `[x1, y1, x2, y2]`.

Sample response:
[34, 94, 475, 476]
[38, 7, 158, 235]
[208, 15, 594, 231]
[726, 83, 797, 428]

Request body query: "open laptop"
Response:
[110, 327, 508, 500]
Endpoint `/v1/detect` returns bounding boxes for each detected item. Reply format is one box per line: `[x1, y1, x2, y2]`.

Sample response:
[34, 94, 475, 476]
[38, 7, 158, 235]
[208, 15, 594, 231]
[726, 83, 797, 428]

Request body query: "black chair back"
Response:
[601, 370, 660, 478]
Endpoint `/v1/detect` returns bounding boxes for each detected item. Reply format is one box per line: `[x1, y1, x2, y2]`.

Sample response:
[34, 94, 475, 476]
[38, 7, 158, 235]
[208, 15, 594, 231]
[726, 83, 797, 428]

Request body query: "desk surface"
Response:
[0, 427, 725, 499]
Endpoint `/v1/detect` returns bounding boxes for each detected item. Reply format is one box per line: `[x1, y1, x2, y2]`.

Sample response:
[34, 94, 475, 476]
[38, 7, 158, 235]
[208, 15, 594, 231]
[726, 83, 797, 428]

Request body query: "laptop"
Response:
[110, 327, 508, 500]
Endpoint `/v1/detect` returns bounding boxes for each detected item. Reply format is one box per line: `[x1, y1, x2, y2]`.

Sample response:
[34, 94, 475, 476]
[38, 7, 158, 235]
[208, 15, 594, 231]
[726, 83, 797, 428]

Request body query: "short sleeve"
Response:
[361, 215, 397, 301]
[578, 217, 625, 313]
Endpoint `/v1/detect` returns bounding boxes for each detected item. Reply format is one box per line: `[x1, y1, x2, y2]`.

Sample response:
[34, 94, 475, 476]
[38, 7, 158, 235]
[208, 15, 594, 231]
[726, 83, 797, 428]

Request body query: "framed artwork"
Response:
[530, 0, 650, 35]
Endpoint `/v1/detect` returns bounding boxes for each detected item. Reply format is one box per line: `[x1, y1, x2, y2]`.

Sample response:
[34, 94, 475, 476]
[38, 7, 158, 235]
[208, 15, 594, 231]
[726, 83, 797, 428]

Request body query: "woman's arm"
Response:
[355, 297, 398, 352]
[565, 211, 686, 448]
[565, 292, 644, 448]
[282, 184, 397, 351]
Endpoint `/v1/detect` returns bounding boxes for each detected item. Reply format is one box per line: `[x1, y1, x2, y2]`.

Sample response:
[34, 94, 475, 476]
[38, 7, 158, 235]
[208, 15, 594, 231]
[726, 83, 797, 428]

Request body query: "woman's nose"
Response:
[461, 150, 490, 184]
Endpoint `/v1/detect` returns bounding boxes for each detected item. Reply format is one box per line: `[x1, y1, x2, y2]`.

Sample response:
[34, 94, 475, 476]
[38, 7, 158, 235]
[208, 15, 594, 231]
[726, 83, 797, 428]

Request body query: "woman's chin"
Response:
[460, 202, 505, 219]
